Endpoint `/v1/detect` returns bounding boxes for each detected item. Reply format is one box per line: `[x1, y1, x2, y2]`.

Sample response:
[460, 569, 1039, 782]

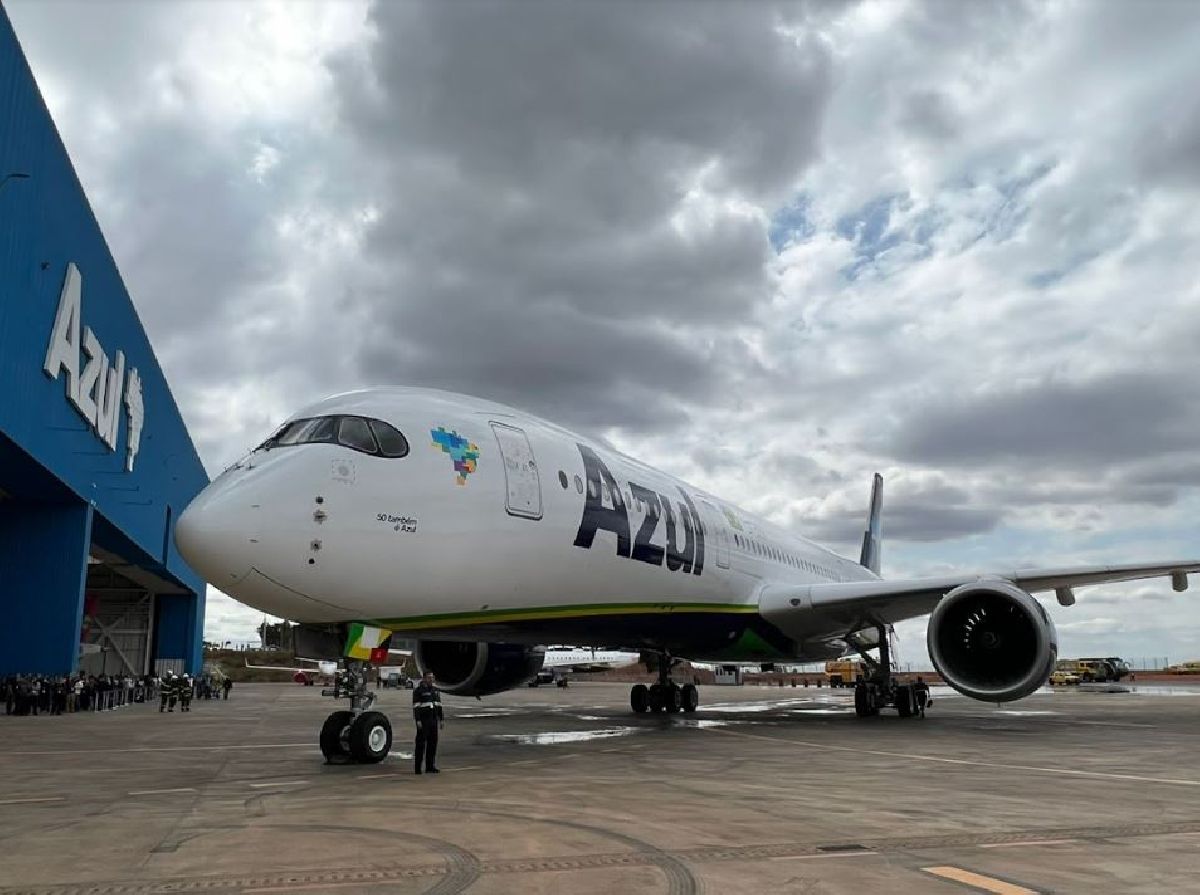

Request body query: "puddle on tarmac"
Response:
[703, 697, 848, 714]
[485, 727, 641, 745]
[993, 710, 1060, 716]
[789, 707, 850, 715]
[1122, 685, 1200, 696]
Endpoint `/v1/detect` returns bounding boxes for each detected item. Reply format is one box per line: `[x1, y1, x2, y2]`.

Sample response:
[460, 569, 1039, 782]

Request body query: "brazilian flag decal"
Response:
[345, 623, 393, 662]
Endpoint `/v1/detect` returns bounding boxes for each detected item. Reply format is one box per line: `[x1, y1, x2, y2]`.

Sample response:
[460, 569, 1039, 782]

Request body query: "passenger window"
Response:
[338, 417, 378, 454]
[574, 475, 584, 494]
[368, 419, 409, 457]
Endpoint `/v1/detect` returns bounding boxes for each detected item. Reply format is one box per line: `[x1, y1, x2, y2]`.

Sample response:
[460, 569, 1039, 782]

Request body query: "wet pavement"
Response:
[2, 680, 1200, 893]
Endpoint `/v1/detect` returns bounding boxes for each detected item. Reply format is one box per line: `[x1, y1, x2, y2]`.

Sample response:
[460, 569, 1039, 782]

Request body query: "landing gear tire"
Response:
[347, 710, 392, 763]
[681, 684, 699, 713]
[664, 684, 682, 713]
[854, 684, 878, 718]
[319, 710, 353, 761]
[631, 684, 649, 713]
[649, 684, 665, 713]
[895, 684, 913, 718]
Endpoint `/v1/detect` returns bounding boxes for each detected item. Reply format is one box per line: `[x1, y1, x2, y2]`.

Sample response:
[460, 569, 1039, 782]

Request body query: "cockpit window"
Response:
[275, 416, 337, 446]
[259, 414, 409, 458]
[337, 417, 378, 454]
[368, 419, 409, 457]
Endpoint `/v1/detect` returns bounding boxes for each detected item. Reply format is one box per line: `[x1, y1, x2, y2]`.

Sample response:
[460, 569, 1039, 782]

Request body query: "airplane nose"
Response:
[175, 484, 260, 586]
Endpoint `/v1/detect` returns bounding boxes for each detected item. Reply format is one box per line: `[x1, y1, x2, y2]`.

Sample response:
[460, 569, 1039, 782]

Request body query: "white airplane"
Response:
[531, 646, 640, 686]
[244, 657, 338, 686]
[175, 387, 1200, 763]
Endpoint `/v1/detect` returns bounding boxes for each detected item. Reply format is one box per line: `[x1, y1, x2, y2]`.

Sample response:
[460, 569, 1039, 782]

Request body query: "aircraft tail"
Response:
[859, 473, 883, 576]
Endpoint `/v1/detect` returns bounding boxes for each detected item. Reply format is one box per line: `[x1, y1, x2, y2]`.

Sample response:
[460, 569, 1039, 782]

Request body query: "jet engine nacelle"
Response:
[926, 580, 1057, 702]
[414, 641, 545, 697]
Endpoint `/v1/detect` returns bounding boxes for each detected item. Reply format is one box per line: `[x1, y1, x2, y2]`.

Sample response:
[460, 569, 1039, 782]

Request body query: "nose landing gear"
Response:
[630, 652, 698, 714]
[319, 660, 394, 763]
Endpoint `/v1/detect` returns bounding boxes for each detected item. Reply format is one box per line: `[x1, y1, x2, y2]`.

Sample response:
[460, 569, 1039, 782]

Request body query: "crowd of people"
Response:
[2, 672, 231, 716]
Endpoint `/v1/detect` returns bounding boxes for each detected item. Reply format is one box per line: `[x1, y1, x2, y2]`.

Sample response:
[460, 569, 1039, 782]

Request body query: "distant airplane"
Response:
[531, 646, 639, 686]
[244, 657, 338, 686]
[176, 387, 1200, 763]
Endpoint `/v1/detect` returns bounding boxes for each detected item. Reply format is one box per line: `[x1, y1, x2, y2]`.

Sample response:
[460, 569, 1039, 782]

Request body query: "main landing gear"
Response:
[319, 660, 394, 764]
[851, 625, 923, 719]
[630, 652, 699, 715]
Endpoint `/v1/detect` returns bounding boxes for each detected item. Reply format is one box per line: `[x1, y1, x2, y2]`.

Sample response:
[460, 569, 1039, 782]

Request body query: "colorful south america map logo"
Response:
[431, 427, 480, 485]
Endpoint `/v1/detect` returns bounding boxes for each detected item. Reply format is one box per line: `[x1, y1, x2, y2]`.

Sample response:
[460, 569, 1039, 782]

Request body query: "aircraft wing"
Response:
[244, 661, 309, 672]
[548, 661, 623, 673]
[760, 560, 1200, 633]
[244, 659, 335, 673]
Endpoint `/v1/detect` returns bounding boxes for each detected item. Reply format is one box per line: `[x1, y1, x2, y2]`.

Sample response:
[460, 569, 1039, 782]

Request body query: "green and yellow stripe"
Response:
[375, 600, 758, 631]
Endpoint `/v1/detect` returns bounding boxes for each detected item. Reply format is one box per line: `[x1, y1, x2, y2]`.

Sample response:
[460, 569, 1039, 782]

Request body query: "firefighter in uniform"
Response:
[412, 671, 444, 774]
[161, 672, 177, 712]
[179, 674, 193, 712]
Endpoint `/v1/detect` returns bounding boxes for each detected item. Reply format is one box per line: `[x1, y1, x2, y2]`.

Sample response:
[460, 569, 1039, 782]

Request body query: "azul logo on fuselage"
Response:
[573, 444, 705, 575]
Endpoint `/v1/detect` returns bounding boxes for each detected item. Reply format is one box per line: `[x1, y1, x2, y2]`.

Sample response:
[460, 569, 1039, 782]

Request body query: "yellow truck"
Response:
[825, 659, 863, 688]
[1055, 659, 1117, 683]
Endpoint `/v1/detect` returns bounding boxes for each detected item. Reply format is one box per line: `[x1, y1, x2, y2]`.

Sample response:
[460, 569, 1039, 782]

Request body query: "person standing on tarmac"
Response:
[161, 672, 177, 712]
[412, 671, 444, 775]
[222, 677, 233, 700]
[913, 676, 930, 718]
[179, 674, 193, 712]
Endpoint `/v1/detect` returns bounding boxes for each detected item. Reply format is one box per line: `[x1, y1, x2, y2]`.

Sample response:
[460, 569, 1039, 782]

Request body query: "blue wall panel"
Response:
[0, 9, 211, 673]
[155, 592, 201, 671]
[0, 499, 93, 675]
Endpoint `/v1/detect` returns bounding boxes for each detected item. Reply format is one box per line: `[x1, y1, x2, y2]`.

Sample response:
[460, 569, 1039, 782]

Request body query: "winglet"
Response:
[859, 473, 883, 576]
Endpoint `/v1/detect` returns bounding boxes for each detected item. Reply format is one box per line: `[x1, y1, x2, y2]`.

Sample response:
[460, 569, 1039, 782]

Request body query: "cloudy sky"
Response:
[9, 0, 1200, 665]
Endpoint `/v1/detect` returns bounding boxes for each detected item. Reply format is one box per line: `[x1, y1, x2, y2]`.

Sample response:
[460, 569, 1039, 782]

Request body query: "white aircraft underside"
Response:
[176, 387, 1200, 708]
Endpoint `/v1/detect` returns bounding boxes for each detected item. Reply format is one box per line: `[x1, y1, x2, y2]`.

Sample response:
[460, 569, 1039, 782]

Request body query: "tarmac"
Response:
[2, 680, 1199, 894]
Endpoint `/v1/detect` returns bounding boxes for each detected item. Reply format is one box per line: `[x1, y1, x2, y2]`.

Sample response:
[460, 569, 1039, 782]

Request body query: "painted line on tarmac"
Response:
[128, 787, 199, 796]
[0, 796, 65, 805]
[356, 773, 399, 779]
[4, 743, 315, 756]
[704, 727, 1200, 788]
[771, 851, 880, 861]
[248, 780, 310, 788]
[245, 883, 369, 893]
[978, 839, 1079, 849]
[922, 865, 1039, 894]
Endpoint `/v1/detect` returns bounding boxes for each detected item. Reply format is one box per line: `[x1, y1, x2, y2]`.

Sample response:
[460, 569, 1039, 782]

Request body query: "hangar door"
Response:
[79, 569, 153, 676]
[490, 422, 543, 519]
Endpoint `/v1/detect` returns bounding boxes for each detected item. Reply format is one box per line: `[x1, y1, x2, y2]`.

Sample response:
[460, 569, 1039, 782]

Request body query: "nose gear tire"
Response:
[348, 710, 392, 763]
[319, 710, 354, 760]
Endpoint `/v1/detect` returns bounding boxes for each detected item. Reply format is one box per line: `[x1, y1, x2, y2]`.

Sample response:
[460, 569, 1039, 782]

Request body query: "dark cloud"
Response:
[791, 480, 1003, 548]
[888, 372, 1199, 469]
[332, 1, 833, 434]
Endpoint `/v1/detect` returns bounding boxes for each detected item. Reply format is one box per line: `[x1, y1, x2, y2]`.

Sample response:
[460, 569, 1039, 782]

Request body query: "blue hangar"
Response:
[0, 10, 210, 677]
